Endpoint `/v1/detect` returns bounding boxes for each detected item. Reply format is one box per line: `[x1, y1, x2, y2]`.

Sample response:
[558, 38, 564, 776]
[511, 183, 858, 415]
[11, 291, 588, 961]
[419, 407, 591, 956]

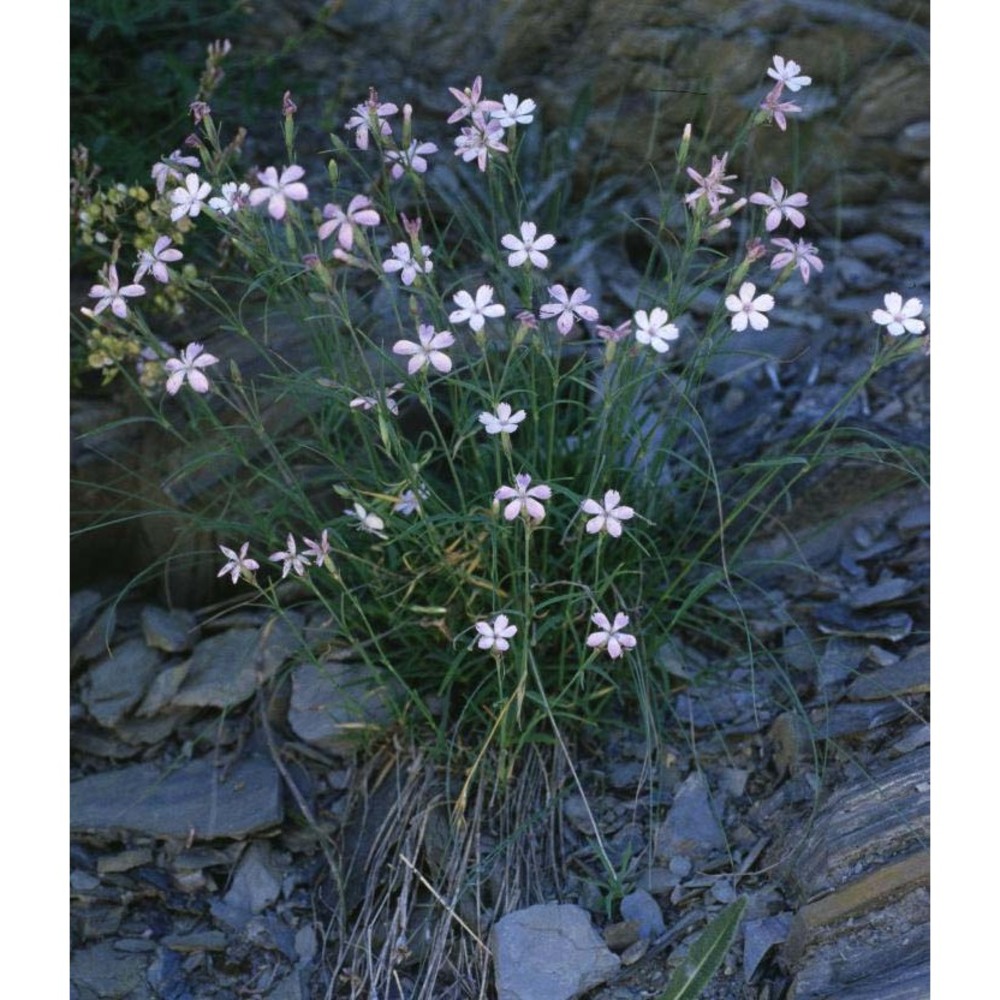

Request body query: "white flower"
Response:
[767, 55, 812, 92]
[539, 284, 599, 335]
[169, 172, 212, 221]
[347, 503, 387, 539]
[495, 474, 552, 523]
[248, 165, 309, 221]
[164, 342, 219, 395]
[871, 292, 926, 337]
[133, 236, 183, 284]
[209, 181, 251, 215]
[384, 140, 438, 180]
[633, 308, 680, 353]
[475, 614, 518, 653]
[393, 486, 428, 516]
[382, 242, 433, 285]
[88, 264, 145, 319]
[492, 94, 536, 127]
[269, 534, 309, 578]
[501, 222, 556, 269]
[725, 282, 775, 332]
[449, 285, 506, 331]
[393, 324, 455, 374]
[586, 611, 637, 659]
[580, 490, 635, 538]
[151, 149, 200, 194]
[217, 542, 259, 585]
[479, 402, 526, 435]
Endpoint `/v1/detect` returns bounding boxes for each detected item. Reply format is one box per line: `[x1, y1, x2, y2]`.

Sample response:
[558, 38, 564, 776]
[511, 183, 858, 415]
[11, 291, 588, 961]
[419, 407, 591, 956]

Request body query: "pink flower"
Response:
[495, 474, 552, 523]
[449, 285, 506, 331]
[382, 242, 433, 285]
[725, 282, 775, 332]
[759, 84, 802, 132]
[633, 308, 680, 353]
[218, 542, 259, 585]
[586, 611, 636, 659]
[479, 402, 526, 435]
[501, 222, 556, 269]
[88, 264, 146, 319]
[302, 529, 332, 565]
[151, 150, 200, 194]
[454, 112, 508, 171]
[539, 284, 599, 335]
[318, 195, 380, 249]
[770, 238, 824, 284]
[393, 324, 455, 374]
[447, 75, 503, 124]
[270, 534, 309, 578]
[345, 92, 398, 149]
[134, 236, 183, 284]
[249, 165, 309, 220]
[595, 319, 632, 342]
[475, 614, 517, 652]
[209, 181, 250, 215]
[492, 94, 536, 127]
[872, 292, 926, 337]
[384, 140, 438, 179]
[767, 56, 812, 92]
[685, 153, 736, 215]
[164, 342, 219, 394]
[749, 177, 808, 231]
[581, 490, 635, 538]
[169, 172, 212, 221]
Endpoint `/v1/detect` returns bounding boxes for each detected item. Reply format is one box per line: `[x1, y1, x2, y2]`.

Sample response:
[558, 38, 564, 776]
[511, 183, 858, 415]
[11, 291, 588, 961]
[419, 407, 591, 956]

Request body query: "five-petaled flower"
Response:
[393, 325, 455, 374]
[302, 529, 332, 566]
[502, 222, 556, 269]
[454, 112, 508, 170]
[479, 401, 526, 435]
[169, 173, 212, 221]
[759, 85, 802, 132]
[151, 149, 200, 194]
[725, 282, 776, 332]
[88, 264, 145, 319]
[449, 285, 506, 331]
[270, 534, 309, 578]
[164, 341, 220, 395]
[586, 611, 637, 659]
[394, 486, 428, 516]
[249, 165, 309, 220]
[447, 76, 503, 124]
[344, 93, 398, 149]
[347, 502, 387, 538]
[384, 140, 439, 180]
[134, 236, 183, 284]
[767, 56, 812, 92]
[318, 195, 381, 250]
[209, 181, 251, 215]
[218, 542, 259, 585]
[872, 292, 926, 337]
[633, 308, 680, 353]
[685, 153, 737, 216]
[382, 242, 433, 285]
[749, 178, 808, 231]
[475, 614, 518, 653]
[495, 474, 552, 523]
[770, 238, 824, 284]
[581, 490, 635, 538]
[540, 284, 599, 335]
[492, 94, 536, 127]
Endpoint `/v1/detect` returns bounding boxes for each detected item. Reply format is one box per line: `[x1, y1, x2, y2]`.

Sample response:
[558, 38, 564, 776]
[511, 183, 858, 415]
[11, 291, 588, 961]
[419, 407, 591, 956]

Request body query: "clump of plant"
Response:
[72, 46, 928, 994]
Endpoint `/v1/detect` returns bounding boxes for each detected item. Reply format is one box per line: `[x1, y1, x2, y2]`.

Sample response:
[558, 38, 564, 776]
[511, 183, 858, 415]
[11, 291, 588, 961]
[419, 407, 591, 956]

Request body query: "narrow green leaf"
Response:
[655, 896, 748, 1000]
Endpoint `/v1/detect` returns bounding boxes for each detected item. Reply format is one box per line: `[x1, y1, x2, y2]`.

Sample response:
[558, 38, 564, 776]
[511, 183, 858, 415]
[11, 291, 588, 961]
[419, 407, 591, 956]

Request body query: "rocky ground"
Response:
[71, 3, 929, 997]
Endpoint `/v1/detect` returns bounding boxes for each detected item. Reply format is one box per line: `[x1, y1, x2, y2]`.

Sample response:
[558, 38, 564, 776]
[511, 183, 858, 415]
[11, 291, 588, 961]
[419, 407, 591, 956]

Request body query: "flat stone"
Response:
[171, 621, 299, 709]
[81, 637, 163, 728]
[71, 940, 152, 999]
[654, 772, 727, 861]
[743, 913, 793, 983]
[71, 754, 283, 839]
[620, 888, 665, 939]
[847, 645, 929, 701]
[223, 841, 283, 915]
[818, 637, 867, 688]
[141, 605, 199, 652]
[71, 589, 104, 646]
[492, 902, 620, 1000]
[847, 575, 917, 610]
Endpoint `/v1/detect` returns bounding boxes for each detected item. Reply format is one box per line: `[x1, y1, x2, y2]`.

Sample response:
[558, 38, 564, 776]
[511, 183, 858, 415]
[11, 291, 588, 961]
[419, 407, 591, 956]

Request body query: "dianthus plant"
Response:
[75, 54, 927, 762]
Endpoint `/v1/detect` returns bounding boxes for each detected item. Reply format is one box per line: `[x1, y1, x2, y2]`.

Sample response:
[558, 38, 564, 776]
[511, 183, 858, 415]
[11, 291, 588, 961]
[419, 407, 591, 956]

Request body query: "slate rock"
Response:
[71, 754, 283, 839]
[620, 888, 665, 939]
[492, 902, 621, 1000]
[846, 645, 929, 701]
[743, 913, 793, 983]
[71, 589, 104, 646]
[141, 605, 199, 653]
[81, 637, 163, 728]
[71, 940, 153, 999]
[654, 772, 727, 862]
[212, 841, 284, 929]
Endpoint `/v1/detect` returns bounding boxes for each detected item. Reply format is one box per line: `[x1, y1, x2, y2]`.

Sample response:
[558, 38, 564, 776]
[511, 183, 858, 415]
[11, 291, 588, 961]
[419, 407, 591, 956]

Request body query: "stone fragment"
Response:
[743, 913, 793, 983]
[71, 940, 152, 999]
[223, 841, 283, 915]
[603, 920, 640, 952]
[818, 637, 867, 688]
[141, 605, 199, 652]
[846, 645, 929, 701]
[654, 772, 727, 862]
[491, 902, 620, 1000]
[71, 589, 104, 646]
[81, 637, 162, 728]
[620, 888, 665, 939]
[70, 755, 283, 839]
[847, 575, 916, 609]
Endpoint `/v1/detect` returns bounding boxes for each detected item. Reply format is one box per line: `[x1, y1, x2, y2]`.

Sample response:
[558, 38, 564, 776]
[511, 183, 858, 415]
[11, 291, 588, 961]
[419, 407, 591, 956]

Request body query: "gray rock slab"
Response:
[492, 902, 620, 1000]
[654, 772, 727, 862]
[223, 841, 283, 915]
[71, 940, 153, 999]
[71, 755, 283, 839]
[743, 913, 793, 983]
[141, 605, 199, 652]
[170, 621, 299, 709]
[81, 637, 163, 728]
[847, 645, 929, 701]
[619, 889, 665, 939]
